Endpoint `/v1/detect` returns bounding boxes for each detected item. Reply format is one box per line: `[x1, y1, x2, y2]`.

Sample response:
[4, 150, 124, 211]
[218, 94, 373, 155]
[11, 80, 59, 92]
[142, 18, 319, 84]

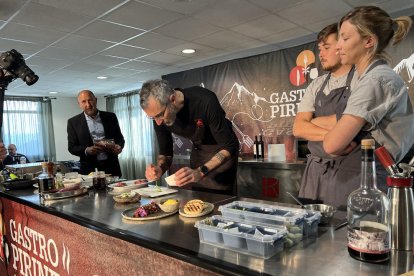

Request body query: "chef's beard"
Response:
[322, 62, 342, 73]
[164, 104, 178, 126]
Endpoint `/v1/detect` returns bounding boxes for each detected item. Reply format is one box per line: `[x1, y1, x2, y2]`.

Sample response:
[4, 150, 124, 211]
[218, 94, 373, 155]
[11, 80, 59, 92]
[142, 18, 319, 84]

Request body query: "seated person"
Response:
[3, 144, 30, 165]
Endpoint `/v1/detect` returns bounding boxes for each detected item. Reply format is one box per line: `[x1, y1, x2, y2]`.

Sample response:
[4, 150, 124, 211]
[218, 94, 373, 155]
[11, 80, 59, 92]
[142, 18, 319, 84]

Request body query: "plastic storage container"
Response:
[218, 201, 321, 238]
[195, 215, 287, 259]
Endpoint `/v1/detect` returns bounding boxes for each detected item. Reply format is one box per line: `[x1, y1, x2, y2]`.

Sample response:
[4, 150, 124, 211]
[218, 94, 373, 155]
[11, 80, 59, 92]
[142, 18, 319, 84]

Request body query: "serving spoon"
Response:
[286, 192, 305, 208]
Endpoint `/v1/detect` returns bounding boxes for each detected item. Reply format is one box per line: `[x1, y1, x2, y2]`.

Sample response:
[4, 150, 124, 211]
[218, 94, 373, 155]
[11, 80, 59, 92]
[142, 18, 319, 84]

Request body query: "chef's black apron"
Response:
[299, 63, 387, 208]
[188, 120, 239, 195]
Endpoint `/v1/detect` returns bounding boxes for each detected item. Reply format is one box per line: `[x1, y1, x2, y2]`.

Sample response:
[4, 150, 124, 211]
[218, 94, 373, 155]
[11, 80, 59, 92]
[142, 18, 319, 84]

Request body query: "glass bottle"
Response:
[347, 139, 390, 263]
[20, 156, 26, 164]
[254, 136, 258, 159]
[257, 135, 262, 160]
[259, 135, 265, 161]
[38, 162, 54, 193]
[55, 165, 64, 189]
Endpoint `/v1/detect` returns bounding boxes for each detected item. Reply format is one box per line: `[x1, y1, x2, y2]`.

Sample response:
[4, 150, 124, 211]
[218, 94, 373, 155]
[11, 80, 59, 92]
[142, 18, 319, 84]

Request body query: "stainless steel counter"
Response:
[1, 187, 412, 276]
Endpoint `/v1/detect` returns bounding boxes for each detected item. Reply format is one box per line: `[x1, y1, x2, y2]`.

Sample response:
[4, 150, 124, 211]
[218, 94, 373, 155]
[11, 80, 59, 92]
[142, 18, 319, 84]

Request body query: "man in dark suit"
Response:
[3, 144, 30, 165]
[67, 90, 125, 176]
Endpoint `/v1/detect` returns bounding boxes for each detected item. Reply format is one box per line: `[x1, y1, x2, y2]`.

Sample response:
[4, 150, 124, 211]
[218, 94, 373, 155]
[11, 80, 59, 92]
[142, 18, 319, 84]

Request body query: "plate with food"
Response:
[133, 186, 178, 198]
[113, 191, 141, 204]
[122, 201, 178, 221]
[179, 199, 214, 218]
[108, 179, 150, 193]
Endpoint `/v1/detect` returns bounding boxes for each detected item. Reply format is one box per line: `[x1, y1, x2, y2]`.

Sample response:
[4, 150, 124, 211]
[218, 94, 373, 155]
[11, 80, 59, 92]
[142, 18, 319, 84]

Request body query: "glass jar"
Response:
[38, 162, 54, 193]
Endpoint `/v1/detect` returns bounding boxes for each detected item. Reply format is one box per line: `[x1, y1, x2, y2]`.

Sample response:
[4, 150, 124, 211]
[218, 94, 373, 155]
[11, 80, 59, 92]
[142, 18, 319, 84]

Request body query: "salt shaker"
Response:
[387, 176, 414, 251]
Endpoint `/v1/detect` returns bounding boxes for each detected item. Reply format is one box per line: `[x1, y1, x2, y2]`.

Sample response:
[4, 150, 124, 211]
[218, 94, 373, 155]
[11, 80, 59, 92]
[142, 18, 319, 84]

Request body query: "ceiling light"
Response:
[97, 76, 108, 79]
[49, 91, 58, 94]
[182, 49, 196, 54]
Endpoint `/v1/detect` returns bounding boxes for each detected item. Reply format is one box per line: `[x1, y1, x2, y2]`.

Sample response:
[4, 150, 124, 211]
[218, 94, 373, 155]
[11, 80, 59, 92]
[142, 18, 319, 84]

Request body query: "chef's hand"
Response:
[145, 164, 162, 181]
[0, 142, 7, 162]
[107, 144, 122, 155]
[174, 167, 203, 186]
[86, 146, 104, 156]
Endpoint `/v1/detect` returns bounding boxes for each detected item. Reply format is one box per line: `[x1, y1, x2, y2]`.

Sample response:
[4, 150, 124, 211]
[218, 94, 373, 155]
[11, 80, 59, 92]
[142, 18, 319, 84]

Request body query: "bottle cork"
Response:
[361, 139, 375, 149]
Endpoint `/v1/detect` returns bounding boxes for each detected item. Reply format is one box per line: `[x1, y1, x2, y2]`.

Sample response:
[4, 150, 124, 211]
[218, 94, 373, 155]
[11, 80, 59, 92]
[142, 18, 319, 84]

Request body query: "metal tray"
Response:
[2, 179, 37, 190]
[40, 187, 89, 200]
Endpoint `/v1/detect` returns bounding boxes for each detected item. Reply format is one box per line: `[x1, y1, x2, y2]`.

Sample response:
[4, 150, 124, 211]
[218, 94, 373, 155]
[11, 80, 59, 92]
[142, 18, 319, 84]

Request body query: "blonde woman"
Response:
[324, 6, 414, 176]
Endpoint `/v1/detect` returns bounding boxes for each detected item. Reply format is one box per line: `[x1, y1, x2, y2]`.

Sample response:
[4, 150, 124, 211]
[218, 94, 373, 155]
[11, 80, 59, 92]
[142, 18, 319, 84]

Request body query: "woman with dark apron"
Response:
[323, 7, 414, 205]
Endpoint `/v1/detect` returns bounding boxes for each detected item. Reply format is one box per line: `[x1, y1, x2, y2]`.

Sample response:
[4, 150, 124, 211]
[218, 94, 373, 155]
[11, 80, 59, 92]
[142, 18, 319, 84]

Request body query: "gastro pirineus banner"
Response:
[163, 20, 414, 156]
[0, 198, 216, 275]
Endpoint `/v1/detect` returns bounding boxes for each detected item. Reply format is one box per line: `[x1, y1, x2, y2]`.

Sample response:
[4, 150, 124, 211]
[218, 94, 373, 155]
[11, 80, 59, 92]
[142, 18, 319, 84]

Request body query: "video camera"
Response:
[0, 49, 39, 86]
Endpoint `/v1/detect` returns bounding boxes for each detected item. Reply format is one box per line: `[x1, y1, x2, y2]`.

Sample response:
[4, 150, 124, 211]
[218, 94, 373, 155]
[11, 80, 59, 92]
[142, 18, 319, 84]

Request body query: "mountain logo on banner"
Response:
[289, 50, 318, 86]
[220, 82, 272, 121]
[394, 53, 414, 83]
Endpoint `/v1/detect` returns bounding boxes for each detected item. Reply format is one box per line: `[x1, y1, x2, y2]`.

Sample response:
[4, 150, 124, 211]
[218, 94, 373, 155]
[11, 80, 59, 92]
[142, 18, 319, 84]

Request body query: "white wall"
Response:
[51, 96, 106, 161]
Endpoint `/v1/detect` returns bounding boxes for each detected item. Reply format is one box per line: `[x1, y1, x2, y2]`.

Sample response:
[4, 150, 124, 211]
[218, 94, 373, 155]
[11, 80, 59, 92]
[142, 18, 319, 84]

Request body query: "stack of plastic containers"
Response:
[195, 201, 321, 259]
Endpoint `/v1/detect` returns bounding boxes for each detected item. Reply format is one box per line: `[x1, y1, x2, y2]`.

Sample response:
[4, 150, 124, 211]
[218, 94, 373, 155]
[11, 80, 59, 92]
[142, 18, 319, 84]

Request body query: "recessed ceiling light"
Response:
[49, 91, 58, 94]
[182, 49, 196, 54]
[97, 76, 108, 79]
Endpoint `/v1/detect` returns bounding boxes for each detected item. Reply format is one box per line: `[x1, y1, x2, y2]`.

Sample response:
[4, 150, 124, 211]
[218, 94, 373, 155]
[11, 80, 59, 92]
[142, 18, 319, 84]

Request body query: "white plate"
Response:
[179, 202, 214, 218]
[108, 179, 150, 193]
[133, 186, 178, 198]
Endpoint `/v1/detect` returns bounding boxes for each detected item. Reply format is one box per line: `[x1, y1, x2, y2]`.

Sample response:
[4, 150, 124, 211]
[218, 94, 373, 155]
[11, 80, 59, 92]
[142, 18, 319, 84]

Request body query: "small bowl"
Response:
[113, 192, 141, 204]
[158, 198, 180, 213]
[304, 204, 337, 224]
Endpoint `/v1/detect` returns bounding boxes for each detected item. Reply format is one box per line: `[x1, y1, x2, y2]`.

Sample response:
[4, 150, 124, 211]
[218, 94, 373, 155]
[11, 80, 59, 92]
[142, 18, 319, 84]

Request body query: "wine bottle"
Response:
[347, 139, 390, 263]
[254, 136, 258, 159]
[259, 135, 265, 161]
[257, 135, 262, 160]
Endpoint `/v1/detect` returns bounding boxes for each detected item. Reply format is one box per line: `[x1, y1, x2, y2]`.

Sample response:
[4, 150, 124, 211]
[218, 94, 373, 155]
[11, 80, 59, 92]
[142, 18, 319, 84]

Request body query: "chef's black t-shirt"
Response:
[153, 86, 238, 157]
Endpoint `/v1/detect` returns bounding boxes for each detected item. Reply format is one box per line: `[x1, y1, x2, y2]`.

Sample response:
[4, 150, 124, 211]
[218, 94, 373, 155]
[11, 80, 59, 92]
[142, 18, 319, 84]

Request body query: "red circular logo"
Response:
[289, 66, 306, 86]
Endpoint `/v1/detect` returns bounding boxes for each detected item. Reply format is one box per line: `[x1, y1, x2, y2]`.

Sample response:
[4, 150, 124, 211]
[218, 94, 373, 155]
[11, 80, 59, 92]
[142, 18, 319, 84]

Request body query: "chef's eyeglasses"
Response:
[146, 105, 167, 121]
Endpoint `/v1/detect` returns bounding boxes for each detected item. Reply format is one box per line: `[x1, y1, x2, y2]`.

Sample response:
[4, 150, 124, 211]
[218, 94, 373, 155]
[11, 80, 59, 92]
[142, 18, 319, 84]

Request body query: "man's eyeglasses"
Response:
[146, 105, 167, 121]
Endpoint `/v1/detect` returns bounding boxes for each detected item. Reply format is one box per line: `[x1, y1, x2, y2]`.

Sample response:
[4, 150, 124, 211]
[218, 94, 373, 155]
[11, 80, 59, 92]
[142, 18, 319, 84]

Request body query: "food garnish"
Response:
[115, 182, 127, 187]
[133, 201, 160, 217]
[163, 199, 178, 205]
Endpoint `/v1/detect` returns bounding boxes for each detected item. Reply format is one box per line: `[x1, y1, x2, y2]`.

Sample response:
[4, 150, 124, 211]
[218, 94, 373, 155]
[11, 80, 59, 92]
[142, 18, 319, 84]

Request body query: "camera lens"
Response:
[24, 74, 39, 86]
[17, 65, 39, 86]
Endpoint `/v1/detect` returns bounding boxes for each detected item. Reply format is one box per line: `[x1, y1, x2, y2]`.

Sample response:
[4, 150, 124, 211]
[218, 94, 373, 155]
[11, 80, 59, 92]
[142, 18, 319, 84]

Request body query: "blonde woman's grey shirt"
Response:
[343, 61, 414, 162]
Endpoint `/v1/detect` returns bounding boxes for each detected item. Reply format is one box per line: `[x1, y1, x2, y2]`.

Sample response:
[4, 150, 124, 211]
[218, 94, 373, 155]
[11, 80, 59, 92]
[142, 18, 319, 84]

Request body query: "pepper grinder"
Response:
[387, 176, 414, 251]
